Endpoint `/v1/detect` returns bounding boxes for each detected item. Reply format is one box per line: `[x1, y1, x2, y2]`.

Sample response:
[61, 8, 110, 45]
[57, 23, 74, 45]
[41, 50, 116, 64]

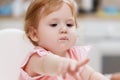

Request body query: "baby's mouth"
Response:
[59, 37, 69, 40]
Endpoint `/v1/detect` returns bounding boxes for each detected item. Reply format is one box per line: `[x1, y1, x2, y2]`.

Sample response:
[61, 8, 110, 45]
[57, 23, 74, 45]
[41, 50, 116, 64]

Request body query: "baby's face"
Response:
[36, 3, 77, 55]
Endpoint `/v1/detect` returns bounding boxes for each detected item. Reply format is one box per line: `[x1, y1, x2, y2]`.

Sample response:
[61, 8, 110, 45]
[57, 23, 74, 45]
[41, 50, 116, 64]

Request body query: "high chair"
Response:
[0, 28, 34, 80]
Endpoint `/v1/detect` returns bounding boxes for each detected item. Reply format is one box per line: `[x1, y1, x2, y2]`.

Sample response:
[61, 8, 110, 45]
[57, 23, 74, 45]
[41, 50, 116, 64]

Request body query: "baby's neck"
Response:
[55, 51, 68, 57]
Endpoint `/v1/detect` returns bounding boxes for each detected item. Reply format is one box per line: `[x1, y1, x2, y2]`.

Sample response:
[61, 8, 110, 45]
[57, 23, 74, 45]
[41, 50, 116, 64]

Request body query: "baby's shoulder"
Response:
[71, 45, 92, 52]
[31, 46, 49, 57]
[69, 45, 92, 60]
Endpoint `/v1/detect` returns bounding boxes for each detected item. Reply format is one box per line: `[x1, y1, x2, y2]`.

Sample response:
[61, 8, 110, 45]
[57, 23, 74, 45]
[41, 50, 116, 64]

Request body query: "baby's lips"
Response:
[59, 36, 69, 40]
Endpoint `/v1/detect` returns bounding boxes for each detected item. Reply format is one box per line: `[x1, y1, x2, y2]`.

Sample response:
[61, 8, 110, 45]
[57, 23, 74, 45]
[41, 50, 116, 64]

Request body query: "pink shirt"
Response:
[19, 46, 91, 80]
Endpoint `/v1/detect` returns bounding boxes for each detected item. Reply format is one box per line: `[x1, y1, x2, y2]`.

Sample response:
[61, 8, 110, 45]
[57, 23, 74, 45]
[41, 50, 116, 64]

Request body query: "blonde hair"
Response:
[24, 0, 78, 45]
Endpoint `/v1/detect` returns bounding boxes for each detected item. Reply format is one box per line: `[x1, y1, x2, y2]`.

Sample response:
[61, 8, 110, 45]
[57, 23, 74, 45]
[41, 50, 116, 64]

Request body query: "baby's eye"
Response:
[50, 24, 57, 27]
[67, 24, 73, 27]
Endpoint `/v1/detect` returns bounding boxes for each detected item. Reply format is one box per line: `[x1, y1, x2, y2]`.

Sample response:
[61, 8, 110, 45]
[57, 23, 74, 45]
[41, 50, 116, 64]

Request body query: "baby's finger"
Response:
[74, 58, 90, 72]
[73, 72, 82, 80]
[61, 72, 66, 79]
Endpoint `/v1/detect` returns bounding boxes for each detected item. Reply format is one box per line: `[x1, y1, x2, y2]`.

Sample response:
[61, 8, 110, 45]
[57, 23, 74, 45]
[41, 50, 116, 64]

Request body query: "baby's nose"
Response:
[59, 27, 68, 34]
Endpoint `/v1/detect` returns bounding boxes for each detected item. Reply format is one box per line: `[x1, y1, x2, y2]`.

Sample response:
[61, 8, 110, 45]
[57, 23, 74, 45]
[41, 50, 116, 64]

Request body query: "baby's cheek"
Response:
[70, 32, 77, 42]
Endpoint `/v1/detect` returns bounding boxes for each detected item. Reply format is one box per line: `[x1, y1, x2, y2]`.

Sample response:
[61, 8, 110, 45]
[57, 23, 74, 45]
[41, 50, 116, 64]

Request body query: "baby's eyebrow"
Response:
[67, 17, 75, 21]
[67, 19, 75, 23]
[47, 18, 58, 23]
[67, 19, 74, 21]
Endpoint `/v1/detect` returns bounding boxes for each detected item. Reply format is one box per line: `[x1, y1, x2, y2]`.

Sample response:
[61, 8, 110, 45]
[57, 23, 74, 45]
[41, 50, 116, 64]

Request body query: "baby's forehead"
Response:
[38, 3, 76, 24]
[38, 1, 75, 16]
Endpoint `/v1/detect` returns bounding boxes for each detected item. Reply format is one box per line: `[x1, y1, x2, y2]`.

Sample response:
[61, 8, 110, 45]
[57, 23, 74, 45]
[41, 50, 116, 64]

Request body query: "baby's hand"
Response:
[111, 73, 120, 80]
[62, 59, 89, 80]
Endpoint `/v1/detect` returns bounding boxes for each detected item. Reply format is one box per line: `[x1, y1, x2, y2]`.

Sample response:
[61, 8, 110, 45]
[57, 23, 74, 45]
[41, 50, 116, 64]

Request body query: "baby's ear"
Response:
[28, 27, 39, 42]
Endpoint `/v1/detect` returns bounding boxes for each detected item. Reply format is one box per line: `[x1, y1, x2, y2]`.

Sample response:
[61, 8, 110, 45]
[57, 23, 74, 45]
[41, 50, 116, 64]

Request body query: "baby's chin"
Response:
[59, 44, 73, 50]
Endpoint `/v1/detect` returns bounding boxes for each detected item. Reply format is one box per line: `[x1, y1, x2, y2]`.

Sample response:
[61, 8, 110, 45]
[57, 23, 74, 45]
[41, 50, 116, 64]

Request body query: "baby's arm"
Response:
[80, 65, 109, 80]
[24, 52, 88, 77]
[24, 53, 66, 76]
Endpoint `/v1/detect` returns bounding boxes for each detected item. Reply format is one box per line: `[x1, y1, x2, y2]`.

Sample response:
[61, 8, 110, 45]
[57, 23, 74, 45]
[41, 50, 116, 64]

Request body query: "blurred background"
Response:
[0, 0, 120, 74]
